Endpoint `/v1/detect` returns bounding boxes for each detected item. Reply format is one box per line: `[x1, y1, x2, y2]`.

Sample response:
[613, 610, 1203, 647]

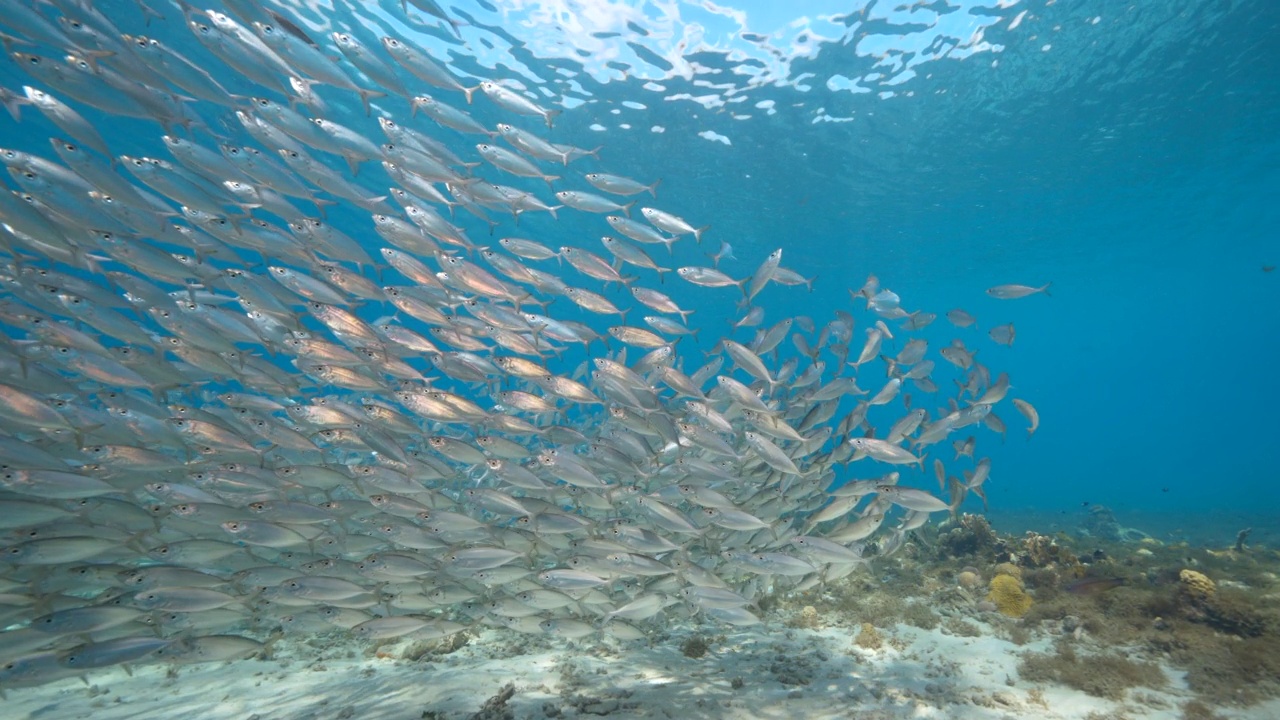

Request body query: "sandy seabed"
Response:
[4, 621, 1278, 720]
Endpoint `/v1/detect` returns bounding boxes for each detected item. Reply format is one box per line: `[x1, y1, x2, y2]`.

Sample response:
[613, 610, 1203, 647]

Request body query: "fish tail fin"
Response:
[358, 88, 387, 116]
[546, 204, 563, 220]
[694, 225, 710, 244]
[463, 85, 478, 105]
[0, 32, 26, 56]
[313, 197, 338, 219]
[946, 476, 966, 517]
[543, 108, 562, 129]
[622, 200, 636, 218]
[647, 178, 663, 197]
[173, 0, 202, 18]
[971, 484, 988, 511]
[544, 175, 559, 192]
[1041, 282, 1052, 297]
[0, 89, 25, 121]
[654, 265, 670, 283]
[81, 49, 116, 73]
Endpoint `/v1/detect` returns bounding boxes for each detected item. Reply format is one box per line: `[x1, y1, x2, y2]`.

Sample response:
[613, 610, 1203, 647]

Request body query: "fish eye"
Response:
[27, 56, 39, 64]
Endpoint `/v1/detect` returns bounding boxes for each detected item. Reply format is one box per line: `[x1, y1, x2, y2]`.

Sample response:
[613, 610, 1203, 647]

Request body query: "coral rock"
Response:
[795, 605, 821, 629]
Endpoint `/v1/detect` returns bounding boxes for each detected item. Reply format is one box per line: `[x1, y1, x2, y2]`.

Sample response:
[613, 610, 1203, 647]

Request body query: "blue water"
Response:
[516, 0, 1280, 516]
[443, 0, 1280, 516]
[477, 0, 1279, 516]
[1, 0, 1276, 519]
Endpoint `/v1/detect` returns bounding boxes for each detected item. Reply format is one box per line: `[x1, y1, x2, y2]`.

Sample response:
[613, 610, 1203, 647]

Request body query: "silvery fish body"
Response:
[0, 0, 1035, 697]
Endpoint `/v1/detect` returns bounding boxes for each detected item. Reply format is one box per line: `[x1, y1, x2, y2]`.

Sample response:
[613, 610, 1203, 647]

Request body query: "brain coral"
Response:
[987, 573, 1033, 618]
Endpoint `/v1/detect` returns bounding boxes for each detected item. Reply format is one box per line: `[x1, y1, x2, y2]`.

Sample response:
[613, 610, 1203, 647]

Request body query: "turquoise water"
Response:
[2, 1, 1274, 515]
[0, 0, 1276, 709]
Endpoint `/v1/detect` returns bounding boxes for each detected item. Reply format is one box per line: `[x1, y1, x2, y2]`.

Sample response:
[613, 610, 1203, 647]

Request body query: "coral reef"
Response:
[901, 602, 941, 630]
[1178, 569, 1216, 604]
[987, 573, 1034, 618]
[1198, 590, 1271, 637]
[1018, 641, 1166, 700]
[994, 562, 1022, 579]
[773, 507, 1280, 708]
[1020, 532, 1085, 578]
[468, 683, 516, 720]
[853, 623, 883, 650]
[402, 631, 472, 660]
[680, 635, 710, 659]
[787, 605, 822, 630]
[937, 513, 1000, 558]
[1082, 505, 1123, 542]
[1180, 699, 1226, 720]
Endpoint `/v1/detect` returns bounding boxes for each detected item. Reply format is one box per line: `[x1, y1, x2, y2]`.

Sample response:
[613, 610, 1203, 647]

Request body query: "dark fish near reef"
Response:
[1064, 577, 1127, 596]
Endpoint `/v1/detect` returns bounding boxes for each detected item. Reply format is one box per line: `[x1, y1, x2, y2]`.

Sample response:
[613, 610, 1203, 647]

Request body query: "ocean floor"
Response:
[7, 508, 1278, 719]
[4, 620, 1279, 720]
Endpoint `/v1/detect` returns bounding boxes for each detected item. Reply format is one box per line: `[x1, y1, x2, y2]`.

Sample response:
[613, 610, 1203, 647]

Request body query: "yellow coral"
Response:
[1179, 569, 1215, 601]
[854, 622, 883, 649]
[987, 574, 1033, 617]
[796, 605, 821, 629]
[994, 562, 1022, 579]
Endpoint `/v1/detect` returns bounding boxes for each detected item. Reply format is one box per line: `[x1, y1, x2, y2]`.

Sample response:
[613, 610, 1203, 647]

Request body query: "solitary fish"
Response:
[988, 323, 1015, 346]
[1012, 399, 1040, 437]
[987, 283, 1051, 299]
[1064, 577, 1125, 596]
[947, 308, 977, 327]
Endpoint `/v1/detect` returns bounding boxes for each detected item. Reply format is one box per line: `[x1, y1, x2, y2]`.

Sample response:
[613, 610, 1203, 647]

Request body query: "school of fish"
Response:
[0, 0, 1043, 690]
